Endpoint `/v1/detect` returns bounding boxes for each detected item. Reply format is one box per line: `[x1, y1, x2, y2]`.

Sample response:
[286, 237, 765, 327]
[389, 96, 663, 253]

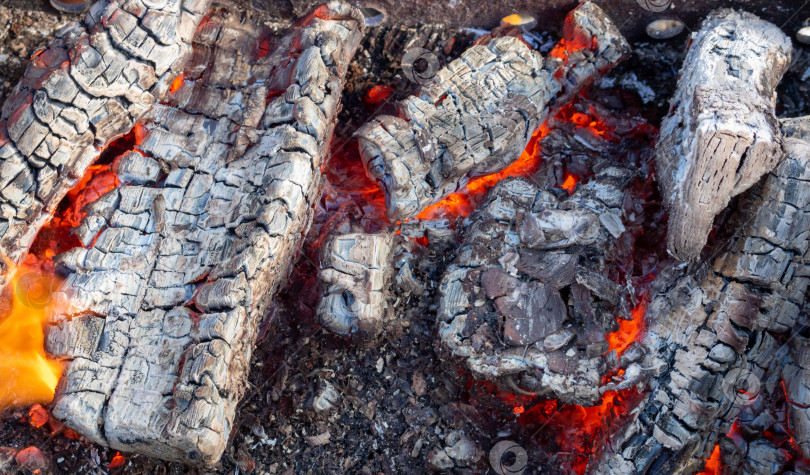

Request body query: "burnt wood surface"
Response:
[436, 166, 634, 406]
[654, 8, 791, 262]
[317, 231, 395, 341]
[355, 1, 629, 222]
[44, 2, 364, 465]
[0, 0, 211, 292]
[597, 118, 810, 474]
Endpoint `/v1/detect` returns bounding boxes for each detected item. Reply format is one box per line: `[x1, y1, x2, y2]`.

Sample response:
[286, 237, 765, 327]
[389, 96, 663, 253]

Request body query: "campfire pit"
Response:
[2, 0, 810, 474]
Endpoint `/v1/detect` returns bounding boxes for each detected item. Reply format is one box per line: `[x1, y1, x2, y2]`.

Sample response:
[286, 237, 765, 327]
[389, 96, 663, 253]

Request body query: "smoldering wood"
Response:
[0, 0, 212, 292]
[317, 231, 395, 341]
[783, 335, 810, 460]
[436, 163, 635, 406]
[654, 8, 791, 262]
[597, 118, 810, 474]
[45, 2, 364, 465]
[355, 1, 629, 222]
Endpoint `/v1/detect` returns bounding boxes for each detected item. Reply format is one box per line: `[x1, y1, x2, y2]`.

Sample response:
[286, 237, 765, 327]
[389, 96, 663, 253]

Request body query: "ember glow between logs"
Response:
[607, 298, 647, 356]
[415, 125, 547, 221]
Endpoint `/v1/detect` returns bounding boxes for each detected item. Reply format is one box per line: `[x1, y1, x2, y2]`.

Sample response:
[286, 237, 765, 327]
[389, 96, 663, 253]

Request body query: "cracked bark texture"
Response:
[317, 231, 395, 341]
[597, 119, 810, 474]
[44, 3, 364, 465]
[436, 165, 634, 406]
[355, 1, 629, 222]
[0, 0, 212, 292]
[654, 9, 791, 262]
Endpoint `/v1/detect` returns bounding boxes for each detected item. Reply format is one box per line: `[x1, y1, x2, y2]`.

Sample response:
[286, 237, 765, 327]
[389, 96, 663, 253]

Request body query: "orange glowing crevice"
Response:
[59, 165, 120, 229]
[414, 125, 547, 221]
[169, 74, 185, 95]
[607, 297, 647, 356]
[698, 444, 722, 475]
[560, 173, 580, 195]
[0, 264, 64, 411]
[133, 122, 147, 145]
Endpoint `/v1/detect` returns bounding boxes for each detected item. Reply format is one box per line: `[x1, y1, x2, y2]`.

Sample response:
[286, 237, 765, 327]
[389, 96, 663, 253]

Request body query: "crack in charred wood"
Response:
[355, 1, 629, 222]
[654, 9, 791, 262]
[44, 3, 364, 465]
[597, 118, 810, 474]
[0, 0, 213, 292]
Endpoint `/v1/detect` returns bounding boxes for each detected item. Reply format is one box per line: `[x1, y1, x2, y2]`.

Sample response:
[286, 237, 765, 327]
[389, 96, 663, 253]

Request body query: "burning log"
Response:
[355, 1, 629, 222]
[317, 231, 395, 341]
[597, 117, 810, 474]
[654, 9, 791, 262]
[784, 336, 810, 459]
[44, 2, 364, 465]
[0, 0, 212, 291]
[436, 163, 634, 405]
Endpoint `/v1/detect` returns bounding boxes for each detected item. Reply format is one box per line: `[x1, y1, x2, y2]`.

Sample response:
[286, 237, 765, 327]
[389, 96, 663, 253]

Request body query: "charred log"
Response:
[317, 231, 395, 341]
[654, 9, 791, 262]
[356, 1, 629, 222]
[597, 118, 810, 474]
[436, 163, 635, 405]
[784, 335, 810, 459]
[0, 0, 212, 291]
[44, 3, 364, 465]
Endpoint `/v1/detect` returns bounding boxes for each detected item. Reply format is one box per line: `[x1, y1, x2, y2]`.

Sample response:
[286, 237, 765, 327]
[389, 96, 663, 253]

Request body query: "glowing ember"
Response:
[60, 165, 119, 229]
[607, 298, 647, 356]
[698, 444, 722, 475]
[169, 74, 185, 95]
[108, 452, 126, 469]
[28, 404, 49, 429]
[415, 125, 546, 221]
[513, 388, 644, 474]
[133, 122, 147, 145]
[365, 85, 394, 105]
[0, 265, 64, 411]
[560, 173, 580, 194]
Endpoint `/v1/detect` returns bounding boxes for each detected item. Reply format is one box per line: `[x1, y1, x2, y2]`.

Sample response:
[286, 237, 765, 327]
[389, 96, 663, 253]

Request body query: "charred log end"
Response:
[654, 9, 791, 262]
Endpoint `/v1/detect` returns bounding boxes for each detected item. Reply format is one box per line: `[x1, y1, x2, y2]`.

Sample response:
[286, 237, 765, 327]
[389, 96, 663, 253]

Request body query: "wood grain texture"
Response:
[45, 2, 364, 465]
[355, 1, 629, 222]
[598, 118, 810, 474]
[654, 8, 791, 262]
[0, 0, 212, 291]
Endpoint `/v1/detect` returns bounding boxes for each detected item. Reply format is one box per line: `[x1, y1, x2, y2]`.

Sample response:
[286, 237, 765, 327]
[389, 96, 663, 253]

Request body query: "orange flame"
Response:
[698, 444, 722, 475]
[0, 265, 64, 411]
[607, 298, 647, 356]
